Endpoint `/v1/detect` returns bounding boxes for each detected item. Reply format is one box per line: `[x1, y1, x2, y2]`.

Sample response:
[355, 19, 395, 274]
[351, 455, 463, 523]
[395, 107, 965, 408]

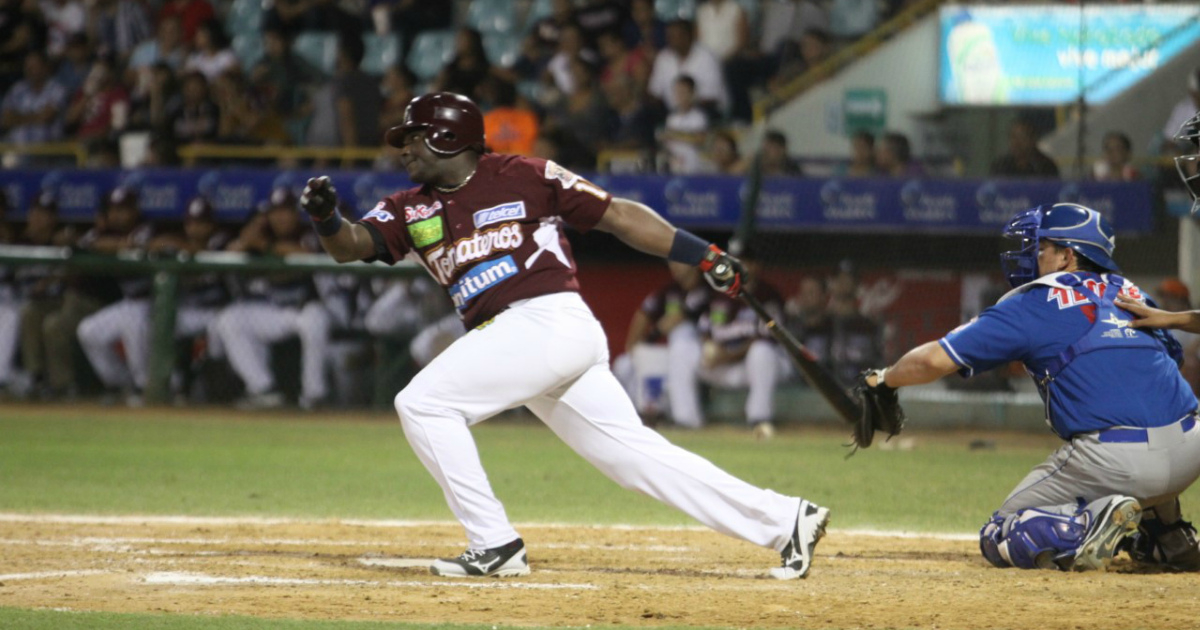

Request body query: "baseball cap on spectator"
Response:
[1159, 277, 1191, 303]
[267, 186, 298, 211]
[107, 186, 139, 208]
[185, 196, 215, 222]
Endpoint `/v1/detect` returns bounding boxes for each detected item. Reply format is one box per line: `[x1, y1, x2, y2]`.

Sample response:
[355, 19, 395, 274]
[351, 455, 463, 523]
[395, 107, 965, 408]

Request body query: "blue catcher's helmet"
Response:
[1000, 203, 1118, 288]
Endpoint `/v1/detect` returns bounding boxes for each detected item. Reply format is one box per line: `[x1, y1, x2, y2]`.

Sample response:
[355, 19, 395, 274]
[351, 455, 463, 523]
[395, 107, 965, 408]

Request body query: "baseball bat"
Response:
[739, 291, 862, 426]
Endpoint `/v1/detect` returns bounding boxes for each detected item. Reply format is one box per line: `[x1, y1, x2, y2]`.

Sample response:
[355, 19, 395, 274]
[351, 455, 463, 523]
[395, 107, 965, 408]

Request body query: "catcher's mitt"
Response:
[849, 368, 907, 455]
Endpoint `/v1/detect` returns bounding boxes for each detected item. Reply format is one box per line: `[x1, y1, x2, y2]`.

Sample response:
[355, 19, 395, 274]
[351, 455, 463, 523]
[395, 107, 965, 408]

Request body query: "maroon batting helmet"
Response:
[384, 92, 486, 156]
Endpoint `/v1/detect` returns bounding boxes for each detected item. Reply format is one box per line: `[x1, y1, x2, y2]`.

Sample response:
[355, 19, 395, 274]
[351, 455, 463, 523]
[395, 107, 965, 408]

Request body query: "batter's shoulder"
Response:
[485, 152, 548, 177]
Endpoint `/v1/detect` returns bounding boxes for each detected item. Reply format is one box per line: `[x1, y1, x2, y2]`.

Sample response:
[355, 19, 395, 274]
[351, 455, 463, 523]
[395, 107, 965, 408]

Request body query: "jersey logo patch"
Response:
[404, 201, 442, 224]
[473, 201, 526, 228]
[544, 160, 580, 189]
[408, 217, 444, 248]
[449, 255, 519, 310]
[364, 203, 394, 222]
[1100, 313, 1139, 339]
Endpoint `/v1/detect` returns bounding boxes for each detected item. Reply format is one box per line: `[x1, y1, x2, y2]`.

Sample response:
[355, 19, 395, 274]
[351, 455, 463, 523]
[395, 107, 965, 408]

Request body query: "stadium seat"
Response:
[231, 34, 264, 68]
[524, 0, 555, 28]
[225, 0, 263, 38]
[407, 29, 457, 82]
[482, 31, 521, 68]
[467, 0, 519, 35]
[655, 0, 697, 21]
[362, 33, 402, 75]
[292, 32, 338, 76]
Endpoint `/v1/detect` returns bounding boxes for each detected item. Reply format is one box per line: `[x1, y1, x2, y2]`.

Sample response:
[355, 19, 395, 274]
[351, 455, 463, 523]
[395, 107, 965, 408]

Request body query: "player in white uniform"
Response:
[299, 92, 830, 580]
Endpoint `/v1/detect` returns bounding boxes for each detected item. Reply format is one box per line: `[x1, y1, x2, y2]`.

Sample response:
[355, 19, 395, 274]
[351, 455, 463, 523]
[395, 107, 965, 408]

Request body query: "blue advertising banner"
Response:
[940, 4, 1200, 105]
[0, 168, 1155, 234]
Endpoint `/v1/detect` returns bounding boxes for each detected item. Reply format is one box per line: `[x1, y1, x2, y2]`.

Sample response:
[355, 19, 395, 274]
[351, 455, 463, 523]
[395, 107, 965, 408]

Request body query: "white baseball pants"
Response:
[0, 301, 19, 385]
[394, 292, 802, 551]
[214, 301, 330, 400]
[77, 298, 151, 390]
[664, 327, 789, 428]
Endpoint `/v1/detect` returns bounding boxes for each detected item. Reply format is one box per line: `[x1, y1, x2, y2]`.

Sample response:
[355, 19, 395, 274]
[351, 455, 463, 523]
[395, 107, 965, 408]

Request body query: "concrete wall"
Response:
[763, 16, 942, 160]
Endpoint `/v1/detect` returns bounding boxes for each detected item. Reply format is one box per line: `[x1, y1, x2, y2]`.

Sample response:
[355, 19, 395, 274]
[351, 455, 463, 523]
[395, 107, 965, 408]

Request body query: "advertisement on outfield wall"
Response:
[939, 4, 1200, 105]
[0, 169, 1155, 235]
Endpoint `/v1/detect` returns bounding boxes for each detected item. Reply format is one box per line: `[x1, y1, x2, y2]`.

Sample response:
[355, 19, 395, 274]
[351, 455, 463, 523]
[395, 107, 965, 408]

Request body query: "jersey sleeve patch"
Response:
[363, 202, 394, 222]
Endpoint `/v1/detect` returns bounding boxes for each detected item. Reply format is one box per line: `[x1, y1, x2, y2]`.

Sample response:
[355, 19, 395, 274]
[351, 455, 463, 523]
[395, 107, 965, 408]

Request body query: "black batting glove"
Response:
[300, 176, 338, 220]
[698, 245, 746, 298]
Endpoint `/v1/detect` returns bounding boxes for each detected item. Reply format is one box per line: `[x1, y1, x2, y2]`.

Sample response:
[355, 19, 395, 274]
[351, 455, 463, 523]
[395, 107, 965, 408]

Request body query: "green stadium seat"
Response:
[407, 29, 456, 82]
[231, 33, 264, 68]
[292, 32, 338, 76]
[482, 32, 521, 68]
[655, 0, 697, 21]
[362, 33, 402, 75]
[467, 0, 519, 35]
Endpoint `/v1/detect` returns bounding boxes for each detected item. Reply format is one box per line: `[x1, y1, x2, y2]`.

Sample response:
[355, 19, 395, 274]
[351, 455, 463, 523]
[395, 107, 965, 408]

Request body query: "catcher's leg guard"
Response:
[1128, 500, 1200, 571]
[979, 509, 1088, 570]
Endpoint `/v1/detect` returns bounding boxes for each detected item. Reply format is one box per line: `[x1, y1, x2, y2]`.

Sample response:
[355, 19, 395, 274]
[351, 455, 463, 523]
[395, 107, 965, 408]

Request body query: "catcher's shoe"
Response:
[1074, 495, 1141, 571]
[770, 499, 830, 580]
[430, 538, 530, 578]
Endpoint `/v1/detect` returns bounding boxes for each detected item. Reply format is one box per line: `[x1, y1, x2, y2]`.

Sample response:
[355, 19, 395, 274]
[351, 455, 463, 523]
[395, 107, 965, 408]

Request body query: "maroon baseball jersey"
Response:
[638, 281, 711, 344]
[358, 154, 612, 329]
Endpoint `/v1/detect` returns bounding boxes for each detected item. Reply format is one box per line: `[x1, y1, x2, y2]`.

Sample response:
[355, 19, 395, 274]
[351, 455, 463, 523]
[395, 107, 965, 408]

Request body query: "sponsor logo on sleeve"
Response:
[449, 255, 519, 310]
[364, 202, 394, 222]
[473, 201, 526, 228]
[404, 201, 442, 223]
[408, 217, 444, 248]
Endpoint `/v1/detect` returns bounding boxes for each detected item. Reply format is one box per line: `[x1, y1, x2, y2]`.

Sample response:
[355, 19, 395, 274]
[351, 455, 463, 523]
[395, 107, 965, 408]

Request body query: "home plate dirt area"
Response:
[0, 514, 1197, 629]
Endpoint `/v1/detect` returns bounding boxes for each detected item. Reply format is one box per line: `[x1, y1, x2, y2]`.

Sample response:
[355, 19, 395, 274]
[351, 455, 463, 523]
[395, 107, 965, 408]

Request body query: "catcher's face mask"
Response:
[1000, 206, 1044, 289]
[1175, 111, 1200, 214]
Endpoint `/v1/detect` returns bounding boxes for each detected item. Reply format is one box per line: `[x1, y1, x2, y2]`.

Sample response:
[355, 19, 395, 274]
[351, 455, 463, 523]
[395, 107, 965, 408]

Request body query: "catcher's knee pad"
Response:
[988, 509, 1087, 570]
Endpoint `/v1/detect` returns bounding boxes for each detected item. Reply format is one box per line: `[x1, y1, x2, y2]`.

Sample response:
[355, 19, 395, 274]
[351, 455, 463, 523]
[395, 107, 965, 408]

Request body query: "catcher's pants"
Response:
[78, 298, 151, 390]
[214, 301, 330, 401]
[394, 292, 803, 551]
[998, 413, 1200, 520]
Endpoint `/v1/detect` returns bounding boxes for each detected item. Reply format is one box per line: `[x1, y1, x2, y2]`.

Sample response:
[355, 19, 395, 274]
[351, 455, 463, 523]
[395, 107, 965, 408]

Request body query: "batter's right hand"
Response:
[301, 176, 338, 220]
[698, 245, 745, 298]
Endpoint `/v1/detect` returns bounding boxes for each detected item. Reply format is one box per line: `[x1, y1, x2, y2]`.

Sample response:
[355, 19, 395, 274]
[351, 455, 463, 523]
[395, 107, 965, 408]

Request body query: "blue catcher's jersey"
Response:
[939, 272, 1197, 438]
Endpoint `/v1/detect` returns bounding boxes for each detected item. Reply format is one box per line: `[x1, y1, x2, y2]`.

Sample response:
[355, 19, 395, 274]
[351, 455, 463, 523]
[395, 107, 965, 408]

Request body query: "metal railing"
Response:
[0, 245, 421, 406]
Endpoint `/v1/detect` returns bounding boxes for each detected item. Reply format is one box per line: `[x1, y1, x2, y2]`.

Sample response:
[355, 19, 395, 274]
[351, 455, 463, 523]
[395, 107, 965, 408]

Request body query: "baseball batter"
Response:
[300, 92, 829, 579]
[860, 202, 1200, 571]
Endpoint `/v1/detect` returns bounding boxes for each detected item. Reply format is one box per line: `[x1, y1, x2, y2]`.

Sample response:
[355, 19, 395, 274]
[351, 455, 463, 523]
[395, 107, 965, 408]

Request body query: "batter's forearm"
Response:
[879, 341, 959, 388]
[595, 198, 675, 258]
[318, 222, 375, 263]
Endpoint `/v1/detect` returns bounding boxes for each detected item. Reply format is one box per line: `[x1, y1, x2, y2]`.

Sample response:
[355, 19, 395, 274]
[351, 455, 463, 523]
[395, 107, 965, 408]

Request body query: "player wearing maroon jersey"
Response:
[299, 92, 829, 580]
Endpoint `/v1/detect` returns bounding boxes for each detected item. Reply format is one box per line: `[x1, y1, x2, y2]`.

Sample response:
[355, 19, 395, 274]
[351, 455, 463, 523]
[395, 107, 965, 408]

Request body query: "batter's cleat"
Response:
[770, 499, 830, 580]
[430, 538, 530, 578]
[1073, 495, 1142, 571]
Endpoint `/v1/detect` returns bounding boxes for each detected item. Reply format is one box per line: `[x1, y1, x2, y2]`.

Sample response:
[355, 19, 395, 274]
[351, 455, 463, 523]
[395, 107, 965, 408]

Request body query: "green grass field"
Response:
[2, 407, 1188, 629]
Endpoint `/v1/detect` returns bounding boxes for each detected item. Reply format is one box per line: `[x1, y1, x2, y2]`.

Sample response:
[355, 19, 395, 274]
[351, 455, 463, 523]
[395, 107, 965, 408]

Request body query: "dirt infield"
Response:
[1, 514, 1198, 629]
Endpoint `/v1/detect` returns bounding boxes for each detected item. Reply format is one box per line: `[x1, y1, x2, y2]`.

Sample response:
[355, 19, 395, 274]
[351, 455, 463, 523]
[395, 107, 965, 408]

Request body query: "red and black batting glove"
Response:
[300, 176, 339, 221]
[698, 245, 746, 298]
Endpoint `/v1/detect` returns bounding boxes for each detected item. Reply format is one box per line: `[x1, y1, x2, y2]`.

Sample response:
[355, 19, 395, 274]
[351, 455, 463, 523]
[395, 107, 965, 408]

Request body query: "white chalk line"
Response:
[141, 571, 598, 590]
[0, 570, 108, 581]
[0, 512, 976, 541]
[0, 537, 700, 553]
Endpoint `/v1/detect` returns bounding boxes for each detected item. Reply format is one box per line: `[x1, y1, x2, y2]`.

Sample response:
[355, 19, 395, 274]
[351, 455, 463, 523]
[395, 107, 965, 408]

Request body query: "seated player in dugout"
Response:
[858, 199, 1200, 572]
[685, 246, 792, 440]
[612, 261, 710, 426]
[297, 92, 831, 580]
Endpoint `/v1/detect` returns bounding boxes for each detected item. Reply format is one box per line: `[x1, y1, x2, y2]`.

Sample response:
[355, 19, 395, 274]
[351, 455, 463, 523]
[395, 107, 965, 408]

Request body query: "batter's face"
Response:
[395, 129, 440, 184]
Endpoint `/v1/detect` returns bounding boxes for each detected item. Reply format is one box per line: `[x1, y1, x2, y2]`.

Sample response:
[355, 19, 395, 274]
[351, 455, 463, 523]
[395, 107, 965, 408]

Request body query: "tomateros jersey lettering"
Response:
[450, 256, 518, 310]
[357, 153, 612, 329]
